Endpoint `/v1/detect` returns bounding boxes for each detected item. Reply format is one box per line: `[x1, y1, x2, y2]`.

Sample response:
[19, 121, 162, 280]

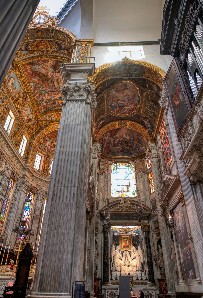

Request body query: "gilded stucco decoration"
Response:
[90, 58, 165, 90]
[93, 59, 165, 159]
[101, 198, 151, 218]
[0, 7, 76, 176]
[100, 127, 147, 158]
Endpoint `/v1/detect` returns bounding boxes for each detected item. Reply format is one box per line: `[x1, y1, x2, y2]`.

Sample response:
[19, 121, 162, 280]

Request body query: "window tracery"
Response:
[111, 163, 136, 197]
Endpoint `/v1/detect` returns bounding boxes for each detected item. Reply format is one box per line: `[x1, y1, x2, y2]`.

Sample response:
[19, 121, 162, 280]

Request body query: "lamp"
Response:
[168, 212, 174, 228]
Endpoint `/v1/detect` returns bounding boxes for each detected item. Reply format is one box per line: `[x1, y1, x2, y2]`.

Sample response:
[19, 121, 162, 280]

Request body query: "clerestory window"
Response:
[4, 110, 15, 134]
[19, 135, 27, 156]
[111, 163, 136, 198]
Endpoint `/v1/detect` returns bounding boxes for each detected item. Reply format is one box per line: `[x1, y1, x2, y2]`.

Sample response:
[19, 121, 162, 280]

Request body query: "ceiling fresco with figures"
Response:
[92, 60, 165, 158]
[0, 8, 75, 175]
[101, 128, 147, 158]
[0, 8, 166, 174]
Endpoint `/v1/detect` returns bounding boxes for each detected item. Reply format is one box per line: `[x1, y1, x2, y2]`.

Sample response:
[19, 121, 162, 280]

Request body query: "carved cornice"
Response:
[100, 198, 151, 220]
[62, 82, 97, 108]
[161, 175, 180, 204]
[0, 126, 50, 189]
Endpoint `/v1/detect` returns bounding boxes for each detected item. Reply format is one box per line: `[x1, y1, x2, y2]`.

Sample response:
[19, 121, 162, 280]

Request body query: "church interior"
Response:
[0, 0, 203, 298]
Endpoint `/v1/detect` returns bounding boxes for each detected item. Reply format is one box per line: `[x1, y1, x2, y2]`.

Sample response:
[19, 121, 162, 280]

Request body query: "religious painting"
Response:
[173, 204, 196, 280]
[101, 128, 147, 158]
[6, 71, 21, 95]
[120, 235, 132, 251]
[165, 61, 189, 130]
[111, 227, 144, 277]
[24, 59, 63, 114]
[107, 81, 140, 116]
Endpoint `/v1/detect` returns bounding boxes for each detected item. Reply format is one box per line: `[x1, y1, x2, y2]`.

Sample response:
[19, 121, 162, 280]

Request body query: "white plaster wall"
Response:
[92, 45, 172, 72]
[93, 0, 163, 43]
[60, 1, 81, 38]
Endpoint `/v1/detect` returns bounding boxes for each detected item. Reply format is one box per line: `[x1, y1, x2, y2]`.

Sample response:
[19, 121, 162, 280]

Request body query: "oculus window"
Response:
[111, 163, 136, 197]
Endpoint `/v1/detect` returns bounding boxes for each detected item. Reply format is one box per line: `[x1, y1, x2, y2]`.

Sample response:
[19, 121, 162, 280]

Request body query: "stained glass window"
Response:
[111, 163, 136, 197]
[0, 179, 14, 224]
[18, 192, 34, 240]
[159, 120, 172, 170]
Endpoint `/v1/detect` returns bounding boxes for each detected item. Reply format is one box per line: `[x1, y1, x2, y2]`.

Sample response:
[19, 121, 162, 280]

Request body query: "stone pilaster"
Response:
[86, 143, 101, 296]
[29, 191, 47, 250]
[166, 106, 203, 283]
[4, 176, 27, 248]
[102, 222, 110, 284]
[149, 143, 176, 294]
[143, 225, 155, 283]
[29, 63, 95, 298]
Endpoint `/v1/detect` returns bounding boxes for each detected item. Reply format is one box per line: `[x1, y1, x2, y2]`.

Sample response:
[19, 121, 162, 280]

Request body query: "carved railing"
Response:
[71, 40, 94, 64]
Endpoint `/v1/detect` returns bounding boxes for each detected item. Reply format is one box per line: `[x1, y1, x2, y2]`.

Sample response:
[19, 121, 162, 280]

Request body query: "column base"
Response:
[28, 292, 71, 298]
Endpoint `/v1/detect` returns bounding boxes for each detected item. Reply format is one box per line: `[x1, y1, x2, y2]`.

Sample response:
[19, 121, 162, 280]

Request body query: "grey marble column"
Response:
[29, 63, 95, 298]
[0, 0, 40, 86]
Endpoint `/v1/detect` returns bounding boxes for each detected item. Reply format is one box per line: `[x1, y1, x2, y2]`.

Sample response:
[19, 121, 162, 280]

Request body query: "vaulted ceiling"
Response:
[0, 9, 75, 175]
[91, 59, 165, 159]
[0, 8, 165, 175]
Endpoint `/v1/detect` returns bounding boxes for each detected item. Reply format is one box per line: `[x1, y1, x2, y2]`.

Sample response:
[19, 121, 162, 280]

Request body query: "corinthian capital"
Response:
[62, 82, 97, 108]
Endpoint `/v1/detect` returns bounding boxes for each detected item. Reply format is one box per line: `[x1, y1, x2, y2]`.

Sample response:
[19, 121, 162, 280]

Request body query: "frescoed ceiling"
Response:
[92, 59, 165, 158]
[0, 8, 165, 172]
[0, 8, 75, 175]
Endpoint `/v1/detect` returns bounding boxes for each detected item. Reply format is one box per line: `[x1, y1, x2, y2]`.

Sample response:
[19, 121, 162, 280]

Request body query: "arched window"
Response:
[111, 163, 136, 197]
[18, 192, 34, 240]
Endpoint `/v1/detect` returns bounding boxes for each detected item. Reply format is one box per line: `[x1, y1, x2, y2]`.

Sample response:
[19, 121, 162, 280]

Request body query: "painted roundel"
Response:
[101, 128, 147, 158]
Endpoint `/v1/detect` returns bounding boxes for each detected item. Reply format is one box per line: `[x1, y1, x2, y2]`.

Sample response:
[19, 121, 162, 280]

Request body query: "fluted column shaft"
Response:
[30, 63, 95, 298]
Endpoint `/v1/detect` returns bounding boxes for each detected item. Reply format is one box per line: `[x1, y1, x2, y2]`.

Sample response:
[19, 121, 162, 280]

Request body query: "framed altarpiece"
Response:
[164, 59, 192, 133]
